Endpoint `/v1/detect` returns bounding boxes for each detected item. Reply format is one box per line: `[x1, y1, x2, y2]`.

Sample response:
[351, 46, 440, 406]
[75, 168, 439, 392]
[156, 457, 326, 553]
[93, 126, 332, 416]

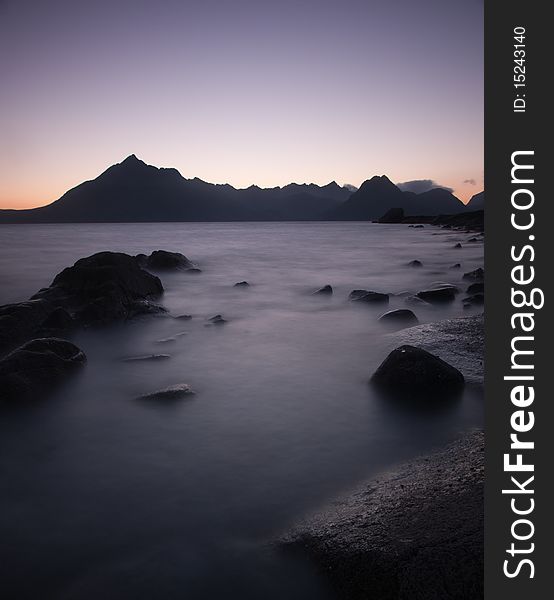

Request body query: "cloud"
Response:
[463, 178, 477, 185]
[343, 183, 358, 192]
[396, 179, 454, 194]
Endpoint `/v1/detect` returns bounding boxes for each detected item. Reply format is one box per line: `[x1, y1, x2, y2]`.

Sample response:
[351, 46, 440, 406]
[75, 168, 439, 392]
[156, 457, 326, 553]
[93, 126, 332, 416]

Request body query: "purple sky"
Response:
[0, 0, 483, 208]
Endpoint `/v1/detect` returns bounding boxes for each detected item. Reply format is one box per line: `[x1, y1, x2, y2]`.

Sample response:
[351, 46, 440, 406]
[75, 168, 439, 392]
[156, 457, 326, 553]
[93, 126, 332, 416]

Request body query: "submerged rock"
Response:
[207, 314, 227, 325]
[371, 344, 465, 399]
[349, 290, 389, 304]
[234, 281, 250, 287]
[449, 263, 461, 269]
[453, 242, 462, 249]
[0, 338, 86, 403]
[121, 354, 171, 362]
[313, 284, 333, 295]
[463, 267, 484, 281]
[379, 309, 418, 327]
[467, 282, 484, 294]
[137, 383, 195, 401]
[174, 314, 193, 320]
[407, 260, 422, 268]
[416, 286, 456, 303]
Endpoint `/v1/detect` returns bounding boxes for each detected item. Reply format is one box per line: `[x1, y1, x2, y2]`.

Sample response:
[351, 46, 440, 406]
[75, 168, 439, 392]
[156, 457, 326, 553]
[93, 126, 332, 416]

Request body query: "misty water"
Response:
[0, 222, 484, 599]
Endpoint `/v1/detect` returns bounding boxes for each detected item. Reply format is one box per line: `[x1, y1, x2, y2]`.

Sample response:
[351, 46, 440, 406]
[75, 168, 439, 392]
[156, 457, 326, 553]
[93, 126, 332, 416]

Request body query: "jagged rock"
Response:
[313, 285, 333, 295]
[0, 338, 86, 403]
[137, 383, 194, 401]
[371, 344, 465, 398]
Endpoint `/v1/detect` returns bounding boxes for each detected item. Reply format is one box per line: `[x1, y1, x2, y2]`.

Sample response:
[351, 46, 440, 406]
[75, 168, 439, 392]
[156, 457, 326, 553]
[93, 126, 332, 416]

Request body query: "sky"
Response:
[0, 0, 483, 209]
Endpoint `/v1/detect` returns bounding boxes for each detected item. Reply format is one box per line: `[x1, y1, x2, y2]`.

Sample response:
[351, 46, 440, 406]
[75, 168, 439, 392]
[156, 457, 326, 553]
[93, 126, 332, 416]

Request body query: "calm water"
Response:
[0, 223, 484, 599]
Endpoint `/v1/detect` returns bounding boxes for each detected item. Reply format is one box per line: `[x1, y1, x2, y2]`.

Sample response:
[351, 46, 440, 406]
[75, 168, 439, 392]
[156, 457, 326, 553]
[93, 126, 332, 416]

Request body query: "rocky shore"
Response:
[280, 430, 484, 600]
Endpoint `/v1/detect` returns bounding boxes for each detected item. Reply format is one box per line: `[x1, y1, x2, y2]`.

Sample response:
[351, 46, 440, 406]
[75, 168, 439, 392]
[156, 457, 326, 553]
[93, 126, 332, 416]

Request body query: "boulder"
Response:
[463, 268, 484, 281]
[349, 290, 389, 304]
[371, 344, 465, 399]
[141, 250, 195, 271]
[0, 338, 86, 403]
[208, 314, 227, 325]
[378, 309, 418, 326]
[313, 285, 333, 295]
[407, 260, 422, 268]
[234, 281, 250, 287]
[0, 299, 54, 354]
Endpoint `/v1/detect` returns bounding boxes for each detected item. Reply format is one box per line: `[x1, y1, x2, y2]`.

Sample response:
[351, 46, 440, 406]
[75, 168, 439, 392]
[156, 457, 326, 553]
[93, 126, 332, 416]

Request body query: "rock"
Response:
[42, 252, 164, 326]
[188, 267, 202, 273]
[313, 285, 333, 295]
[377, 207, 404, 223]
[467, 282, 484, 294]
[155, 332, 187, 343]
[207, 314, 227, 325]
[137, 383, 194, 401]
[280, 431, 484, 600]
[428, 282, 460, 294]
[416, 287, 456, 303]
[174, 314, 192, 320]
[370, 345, 465, 399]
[386, 315, 484, 385]
[407, 260, 422, 268]
[404, 295, 429, 306]
[121, 354, 171, 362]
[413, 224, 424, 228]
[349, 290, 389, 304]
[39, 307, 75, 332]
[449, 263, 461, 269]
[463, 293, 484, 307]
[141, 250, 195, 271]
[378, 309, 418, 327]
[234, 281, 250, 287]
[0, 299, 55, 354]
[0, 338, 86, 403]
[463, 267, 484, 281]
[468, 237, 480, 243]
[453, 242, 462, 248]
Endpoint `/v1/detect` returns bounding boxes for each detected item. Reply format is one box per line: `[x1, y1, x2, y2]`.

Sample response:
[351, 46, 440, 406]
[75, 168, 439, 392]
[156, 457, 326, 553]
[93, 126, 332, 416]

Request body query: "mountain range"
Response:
[0, 155, 483, 223]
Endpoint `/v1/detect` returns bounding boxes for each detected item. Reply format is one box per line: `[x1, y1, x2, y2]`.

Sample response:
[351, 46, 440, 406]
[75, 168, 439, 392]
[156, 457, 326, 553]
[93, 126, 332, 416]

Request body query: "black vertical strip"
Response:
[485, 0, 549, 598]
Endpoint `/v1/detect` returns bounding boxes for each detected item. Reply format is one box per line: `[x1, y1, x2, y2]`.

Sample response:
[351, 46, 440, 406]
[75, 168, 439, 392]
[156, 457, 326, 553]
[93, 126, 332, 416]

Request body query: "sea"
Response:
[0, 222, 484, 599]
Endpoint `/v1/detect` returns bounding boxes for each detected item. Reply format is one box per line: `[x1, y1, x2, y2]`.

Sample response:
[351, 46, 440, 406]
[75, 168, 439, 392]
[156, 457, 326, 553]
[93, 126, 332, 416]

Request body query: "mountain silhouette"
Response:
[0, 156, 471, 223]
[329, 176, 466, 220]
[465, 191, 484, 210]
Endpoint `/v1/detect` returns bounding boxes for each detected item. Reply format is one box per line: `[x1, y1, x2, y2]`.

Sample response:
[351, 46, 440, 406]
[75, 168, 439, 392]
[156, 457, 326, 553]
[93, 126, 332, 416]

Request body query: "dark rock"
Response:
[137, 383, 194, 401]
[467, 237, 480, 243]
[450, 263, 461, 269]
[234, 281, 250, 287]
[141, 250, 194, 271]
[416, 287, 456, 303]
[313, 285, 333, 295]
[208, 314, 227, 325]
[174, 314, 193, 320]
[370, 344, 465, 399]
[0, 299, 55, 354]
[413, 224, 424, 228]
[407, 260, 422, 267]
[349, 290, 389, 304]
[463, 267, 484, 281]
[42, 252, 164, 326]
[467, 282, 484, 294]
[463, 293, 484, 307]
[188, 267, 202, 273]
[0, 338, 86, 403]
[378, 309, 418, 327]
[428, 282, 460, 294]
[122, 354, 171, 362]
[377, 207, 404, 224]
[453, 242, 462, 248]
